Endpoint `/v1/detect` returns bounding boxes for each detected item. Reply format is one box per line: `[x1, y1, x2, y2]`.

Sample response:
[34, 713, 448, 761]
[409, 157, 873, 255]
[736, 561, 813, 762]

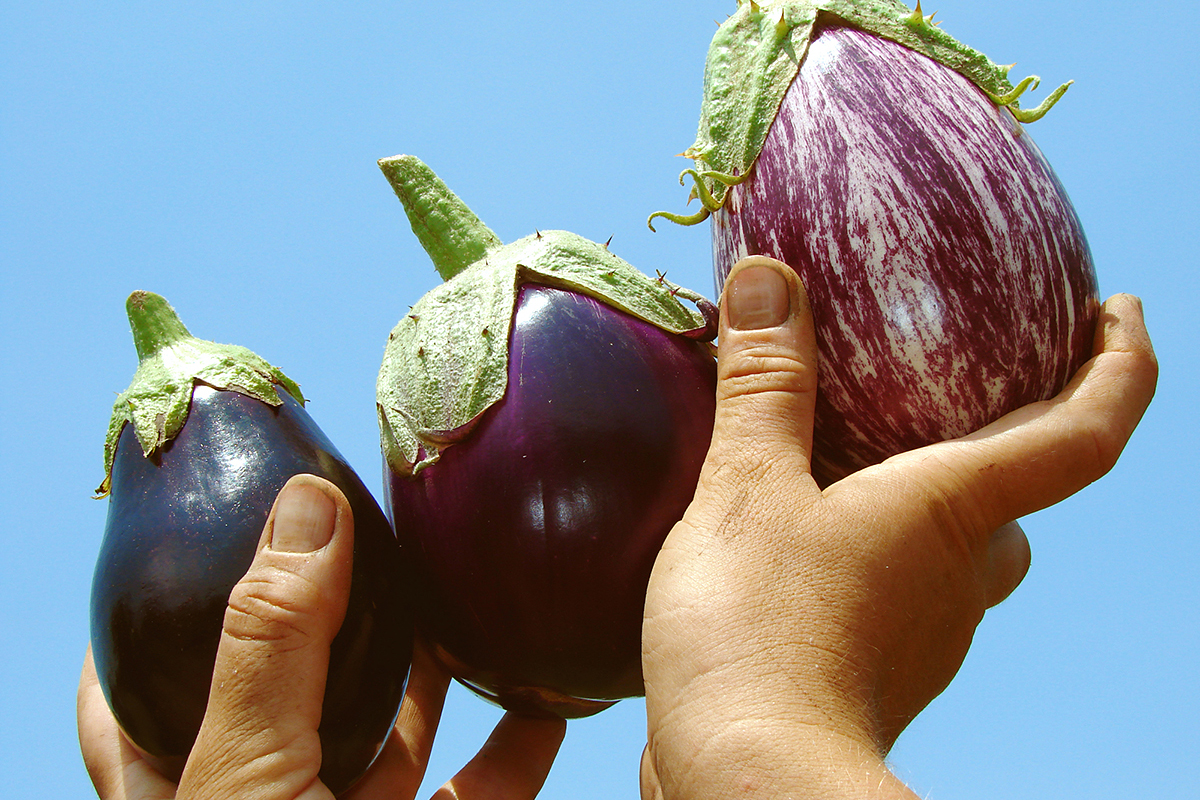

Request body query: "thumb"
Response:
[177, 474, 353, 799]
[710, 256, 819, 478]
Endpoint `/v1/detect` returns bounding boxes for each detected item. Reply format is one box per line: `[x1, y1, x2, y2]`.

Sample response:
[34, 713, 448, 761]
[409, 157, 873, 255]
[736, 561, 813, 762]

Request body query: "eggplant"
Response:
[90, 292, 413, 796]
[376, 155, 717, 718]
[652, 0, 1098, 486]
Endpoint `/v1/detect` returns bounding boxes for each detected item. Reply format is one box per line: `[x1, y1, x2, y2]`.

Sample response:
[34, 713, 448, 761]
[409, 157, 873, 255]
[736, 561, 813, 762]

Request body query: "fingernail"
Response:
[270, 482, 336, 553]
[728, 263, 790, 330]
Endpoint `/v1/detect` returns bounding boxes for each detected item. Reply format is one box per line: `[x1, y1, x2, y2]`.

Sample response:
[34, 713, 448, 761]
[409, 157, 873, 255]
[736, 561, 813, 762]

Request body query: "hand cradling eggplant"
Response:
[90, 291, 413, 796]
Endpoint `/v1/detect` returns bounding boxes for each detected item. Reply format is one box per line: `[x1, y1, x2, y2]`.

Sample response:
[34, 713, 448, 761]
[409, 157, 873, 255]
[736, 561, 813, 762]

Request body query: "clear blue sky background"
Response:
[3, 1, 1196, 797]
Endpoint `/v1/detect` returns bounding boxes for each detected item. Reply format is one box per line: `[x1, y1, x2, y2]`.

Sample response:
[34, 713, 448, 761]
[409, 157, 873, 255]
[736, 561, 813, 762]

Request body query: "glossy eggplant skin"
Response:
[386, 284, 716, 719]
[91, 384, 413, 795]
[712, 25, 1098, 486]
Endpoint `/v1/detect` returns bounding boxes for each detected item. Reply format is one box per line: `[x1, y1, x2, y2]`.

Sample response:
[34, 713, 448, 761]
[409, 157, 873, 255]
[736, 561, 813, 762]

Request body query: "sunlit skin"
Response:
[78, 257, 1155, 800]
[639, 257, 1156, 799]
[78, 475, 567, 800]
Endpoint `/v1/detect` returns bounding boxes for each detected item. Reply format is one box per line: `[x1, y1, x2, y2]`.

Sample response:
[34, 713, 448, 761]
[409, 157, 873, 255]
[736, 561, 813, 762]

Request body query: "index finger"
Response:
[881, 293, 1158, 531]
[432, 712, 566, 800]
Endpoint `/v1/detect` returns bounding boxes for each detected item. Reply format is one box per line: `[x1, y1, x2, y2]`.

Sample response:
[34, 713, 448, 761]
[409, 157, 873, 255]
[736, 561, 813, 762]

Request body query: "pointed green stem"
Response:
[985, 74, 1041, 107]
[127, 290, 194, 360]
[656, 1, 1076, 231]
[1009, 79, 1073, 123]
[100, 291, 304, 497]
[378, 154, 504, 282]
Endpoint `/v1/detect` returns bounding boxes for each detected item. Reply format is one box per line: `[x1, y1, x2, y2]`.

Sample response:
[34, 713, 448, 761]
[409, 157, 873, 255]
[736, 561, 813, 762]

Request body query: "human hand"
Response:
[640, 257, 1157, 799]
[78, 474, 566, 800]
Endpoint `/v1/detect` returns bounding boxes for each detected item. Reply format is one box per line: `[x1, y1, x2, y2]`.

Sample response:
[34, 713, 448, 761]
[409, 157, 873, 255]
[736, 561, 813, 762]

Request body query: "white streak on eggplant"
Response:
[713, 26, 1097, 484]
[650, 0, 1070, 229]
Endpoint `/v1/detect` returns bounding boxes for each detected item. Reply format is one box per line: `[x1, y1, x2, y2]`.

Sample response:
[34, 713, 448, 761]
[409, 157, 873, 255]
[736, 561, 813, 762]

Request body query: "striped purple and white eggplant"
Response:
[652, 1, 1098, 486]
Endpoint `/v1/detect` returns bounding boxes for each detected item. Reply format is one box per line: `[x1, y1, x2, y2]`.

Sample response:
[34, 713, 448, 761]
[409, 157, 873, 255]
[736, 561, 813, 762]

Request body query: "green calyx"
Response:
[647, 0, 1073, 230]
[97, 291, 303, 497]
[376, 154, 717, 476]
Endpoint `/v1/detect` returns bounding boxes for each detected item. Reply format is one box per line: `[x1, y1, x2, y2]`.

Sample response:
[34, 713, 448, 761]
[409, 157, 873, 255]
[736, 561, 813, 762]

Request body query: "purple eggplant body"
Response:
[387, 284, 716, 718]
[711, 25, 1098, 486]
[91, 384, 413, 795]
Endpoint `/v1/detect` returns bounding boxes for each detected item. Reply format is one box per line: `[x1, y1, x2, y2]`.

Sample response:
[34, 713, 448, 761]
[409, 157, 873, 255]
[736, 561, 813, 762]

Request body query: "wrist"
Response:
[644, 712, 915, 800]
[643, 666, 916, 800]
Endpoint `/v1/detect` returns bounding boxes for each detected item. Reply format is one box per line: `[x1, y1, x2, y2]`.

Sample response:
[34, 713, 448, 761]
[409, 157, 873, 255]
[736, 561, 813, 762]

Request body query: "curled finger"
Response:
[432, 712, 566, 800]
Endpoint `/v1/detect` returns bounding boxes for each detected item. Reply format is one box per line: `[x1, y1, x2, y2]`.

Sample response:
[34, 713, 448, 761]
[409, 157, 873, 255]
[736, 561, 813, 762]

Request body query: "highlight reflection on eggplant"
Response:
[91, 292, 413, 795]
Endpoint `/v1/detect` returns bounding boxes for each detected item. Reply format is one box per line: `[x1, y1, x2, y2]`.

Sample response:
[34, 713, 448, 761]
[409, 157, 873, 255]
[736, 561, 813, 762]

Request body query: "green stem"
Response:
[985, 74, 1041, 107]
[1009, 79, 1073, 123]
[378, 154, 504, 282]
[679, 169, 725, 212]
[647, 207, 712, 232]
[127, 290, 193, 360]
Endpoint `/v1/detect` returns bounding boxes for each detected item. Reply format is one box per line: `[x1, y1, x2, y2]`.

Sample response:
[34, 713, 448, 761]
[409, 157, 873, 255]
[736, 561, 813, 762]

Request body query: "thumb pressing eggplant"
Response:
[90, 291, 413, 796]
[376, 155, 718, 718]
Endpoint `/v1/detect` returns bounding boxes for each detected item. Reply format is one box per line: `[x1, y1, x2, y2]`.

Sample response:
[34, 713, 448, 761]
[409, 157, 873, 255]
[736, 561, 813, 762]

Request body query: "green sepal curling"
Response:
[376, 155, 717, 477]
[648, 0, 1073, 230]
[97, 291, 304, 497]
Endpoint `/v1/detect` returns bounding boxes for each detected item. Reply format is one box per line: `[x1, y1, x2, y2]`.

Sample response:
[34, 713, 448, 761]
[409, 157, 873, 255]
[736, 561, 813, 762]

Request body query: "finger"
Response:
[342, 640, 452, 800]
[640, 745, 665, 800]
[77, 646, 176, 800]
[984, 521, 1032, 608]
[177, 474, 354, 799]
[709, 256, 820, 480]
[432, 712, 567, 800]
[886, 293, 1158, 531]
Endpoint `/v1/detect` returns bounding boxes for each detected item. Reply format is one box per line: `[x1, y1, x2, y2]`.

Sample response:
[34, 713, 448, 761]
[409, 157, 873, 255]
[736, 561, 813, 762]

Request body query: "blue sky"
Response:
[3, 1, 1196, 797]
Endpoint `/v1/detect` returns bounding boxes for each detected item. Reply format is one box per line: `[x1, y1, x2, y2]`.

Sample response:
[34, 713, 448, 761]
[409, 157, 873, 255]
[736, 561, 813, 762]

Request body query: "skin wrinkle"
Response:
[711, 485, 756, 543]
[199, 695, 318, 764]
[714, 379, 818, 450]
[699, 458, 802, 536]
[696, 465, 988, 751]
[903, 463, 993, 568]
[718, 336, 813, 378]
[650, 702, 888, 800]
[648, 499, 887, 774]
[663, 609, 750, 697]
[184, 728, 320, 800]
[855, 446, 1006, 547]
[638, 263, 1153, 799]
[222, 569, 326, 649]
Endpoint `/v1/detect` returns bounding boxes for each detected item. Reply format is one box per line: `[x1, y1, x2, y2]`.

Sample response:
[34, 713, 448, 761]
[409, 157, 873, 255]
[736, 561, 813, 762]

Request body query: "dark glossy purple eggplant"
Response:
[376, 155, 717, 718]
[91, 292, 413, 795]
[653, 1, 1097, 486]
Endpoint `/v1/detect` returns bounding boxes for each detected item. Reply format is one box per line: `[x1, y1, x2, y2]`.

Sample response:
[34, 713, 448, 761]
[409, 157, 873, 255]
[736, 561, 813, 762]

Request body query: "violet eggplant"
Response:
[91, 292, 413, 796]
[652, 0, 1098, 486]
[376, 155, 717, 718]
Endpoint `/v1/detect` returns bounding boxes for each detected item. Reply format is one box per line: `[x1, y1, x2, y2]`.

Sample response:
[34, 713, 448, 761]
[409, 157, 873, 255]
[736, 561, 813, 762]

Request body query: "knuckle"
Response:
[719, 346, 817, 400]
[1078, 413, 1127, 483]
[222, 567, 324, 651]
[887, 455, 994, 565]
[1072, 345, 1158, 481]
